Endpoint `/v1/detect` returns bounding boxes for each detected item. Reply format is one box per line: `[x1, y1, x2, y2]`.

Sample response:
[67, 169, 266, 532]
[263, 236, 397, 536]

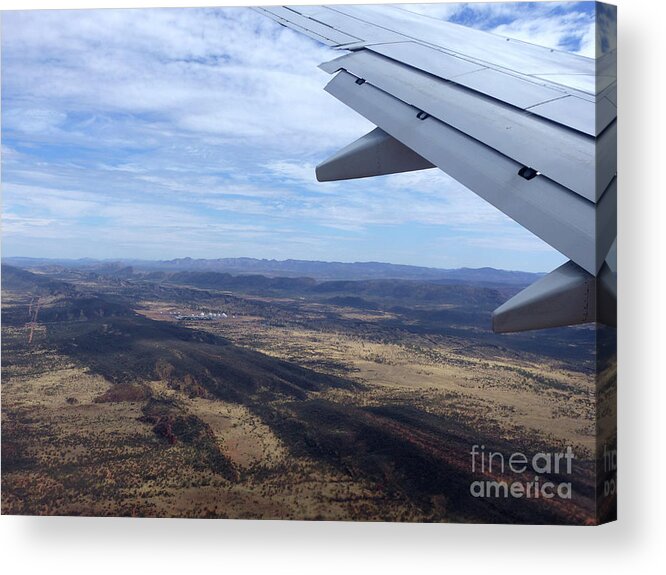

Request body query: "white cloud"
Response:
[1, 4, 591, 272]
[1, 8, 369, 155]
[263, 161, 321, 187]
[3, 108, 67, 134]
[491, 13, 596, 56]
[402, 2, 600, 56]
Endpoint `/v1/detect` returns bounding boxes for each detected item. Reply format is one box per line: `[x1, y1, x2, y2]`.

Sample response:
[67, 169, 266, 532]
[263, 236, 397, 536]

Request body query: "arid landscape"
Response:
[1, 258, 615, 523]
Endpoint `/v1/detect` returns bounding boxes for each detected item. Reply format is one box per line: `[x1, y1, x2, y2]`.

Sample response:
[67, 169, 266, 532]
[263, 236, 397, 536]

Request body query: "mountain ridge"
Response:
[3, 256, 544, 285]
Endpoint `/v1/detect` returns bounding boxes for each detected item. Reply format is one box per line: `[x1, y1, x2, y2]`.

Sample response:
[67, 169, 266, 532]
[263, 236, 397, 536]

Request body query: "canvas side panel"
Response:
[595, 1, 617, 525]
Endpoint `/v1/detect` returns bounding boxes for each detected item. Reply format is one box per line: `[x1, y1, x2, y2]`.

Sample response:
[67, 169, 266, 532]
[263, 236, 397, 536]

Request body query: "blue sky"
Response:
[1, 3, 611, 271]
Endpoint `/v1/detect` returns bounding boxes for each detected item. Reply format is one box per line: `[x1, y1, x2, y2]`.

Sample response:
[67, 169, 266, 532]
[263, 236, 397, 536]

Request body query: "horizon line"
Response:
[1, 255, 547, 275]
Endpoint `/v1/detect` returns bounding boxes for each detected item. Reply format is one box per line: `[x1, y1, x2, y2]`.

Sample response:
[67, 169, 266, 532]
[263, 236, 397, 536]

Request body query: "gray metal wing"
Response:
[257, 4, 617, 332]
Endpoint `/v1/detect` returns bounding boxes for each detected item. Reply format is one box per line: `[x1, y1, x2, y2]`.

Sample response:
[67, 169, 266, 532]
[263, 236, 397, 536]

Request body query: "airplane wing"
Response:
[256, 4, 617, 333]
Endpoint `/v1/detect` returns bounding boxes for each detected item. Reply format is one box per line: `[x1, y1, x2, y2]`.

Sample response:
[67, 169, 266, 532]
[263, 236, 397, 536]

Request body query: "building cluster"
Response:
[159, 310, 230, 321]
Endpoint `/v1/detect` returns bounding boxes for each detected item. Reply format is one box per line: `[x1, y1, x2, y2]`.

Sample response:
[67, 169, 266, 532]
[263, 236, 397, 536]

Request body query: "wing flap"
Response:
[324, 70, 599, 274]
[528, 94, 616, 136]
[449, 66, 573, 109]
[321, 50, 598, 202]
[368, 44, 615, 137]
[369, 41, 486, 80]
[596, 125, 618, 202]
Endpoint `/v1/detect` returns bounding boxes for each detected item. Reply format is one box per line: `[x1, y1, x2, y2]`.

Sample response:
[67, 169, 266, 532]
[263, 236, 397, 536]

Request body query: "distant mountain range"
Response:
[2, 256, 543, 285]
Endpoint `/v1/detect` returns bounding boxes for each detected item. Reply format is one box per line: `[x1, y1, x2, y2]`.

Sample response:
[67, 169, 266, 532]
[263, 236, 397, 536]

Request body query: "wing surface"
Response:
[256, 4, 617, 331]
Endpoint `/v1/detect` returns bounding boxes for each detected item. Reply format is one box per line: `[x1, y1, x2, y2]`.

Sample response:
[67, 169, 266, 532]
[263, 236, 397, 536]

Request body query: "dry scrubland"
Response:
[2, 329, 426, 520]
[1, 264, 615, 523]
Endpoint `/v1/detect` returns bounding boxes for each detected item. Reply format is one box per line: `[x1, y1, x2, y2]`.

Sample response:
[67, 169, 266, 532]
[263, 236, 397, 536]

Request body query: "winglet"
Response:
[316, 127, 434, 182]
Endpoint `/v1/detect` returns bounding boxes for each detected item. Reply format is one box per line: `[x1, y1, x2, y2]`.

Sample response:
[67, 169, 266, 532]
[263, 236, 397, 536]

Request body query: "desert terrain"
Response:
[1, 260, 615, 523]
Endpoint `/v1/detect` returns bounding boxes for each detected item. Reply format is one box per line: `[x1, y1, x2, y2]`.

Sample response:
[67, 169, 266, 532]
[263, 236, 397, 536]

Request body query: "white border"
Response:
[1, 1, 664, 573]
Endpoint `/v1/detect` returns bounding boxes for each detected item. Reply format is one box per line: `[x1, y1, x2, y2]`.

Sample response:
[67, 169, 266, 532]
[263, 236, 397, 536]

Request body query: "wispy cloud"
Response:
[402, 2, 605, 56]
[1, 3, 600, 271]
